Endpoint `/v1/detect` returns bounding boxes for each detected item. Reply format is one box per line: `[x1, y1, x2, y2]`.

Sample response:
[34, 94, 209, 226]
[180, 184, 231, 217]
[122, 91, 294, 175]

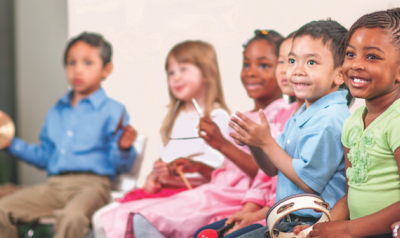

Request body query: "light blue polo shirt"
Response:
[275, 90, 350, 217]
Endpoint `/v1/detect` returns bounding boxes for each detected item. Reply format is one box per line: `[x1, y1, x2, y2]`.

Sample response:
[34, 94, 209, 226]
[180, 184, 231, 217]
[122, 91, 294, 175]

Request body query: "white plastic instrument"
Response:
[265, 193, 331, 238]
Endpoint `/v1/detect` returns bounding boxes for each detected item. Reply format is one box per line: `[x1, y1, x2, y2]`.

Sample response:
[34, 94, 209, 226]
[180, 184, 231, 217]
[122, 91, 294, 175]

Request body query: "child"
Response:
[92, 40, 231, 238]
[119, 40, 230, 201]
[97, 31, 289, 238]
[230, 20, 351, 238]
[295, 8, 400, 238]
[194, 31, 306, 238]
[0, 32, 137, 238]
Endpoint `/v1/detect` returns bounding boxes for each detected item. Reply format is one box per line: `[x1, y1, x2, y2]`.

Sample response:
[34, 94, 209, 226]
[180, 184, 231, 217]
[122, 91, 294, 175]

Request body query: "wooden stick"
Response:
[176, 167, 193, 190]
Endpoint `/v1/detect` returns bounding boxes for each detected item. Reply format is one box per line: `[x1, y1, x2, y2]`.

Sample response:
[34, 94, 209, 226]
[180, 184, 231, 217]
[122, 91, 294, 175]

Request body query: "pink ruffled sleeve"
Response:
[241, 170, 277, 207]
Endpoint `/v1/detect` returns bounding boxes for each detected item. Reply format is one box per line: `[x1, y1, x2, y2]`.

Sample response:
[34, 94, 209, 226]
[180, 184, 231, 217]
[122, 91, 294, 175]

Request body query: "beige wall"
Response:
[14, 0, 69, 185]
[67, 0, 400, 185]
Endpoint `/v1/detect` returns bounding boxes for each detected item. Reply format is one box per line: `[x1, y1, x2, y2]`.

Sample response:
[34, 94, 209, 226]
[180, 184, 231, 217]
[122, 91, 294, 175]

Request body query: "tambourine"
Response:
[0, 110, 15, 150]
[265, 193, 331, 238]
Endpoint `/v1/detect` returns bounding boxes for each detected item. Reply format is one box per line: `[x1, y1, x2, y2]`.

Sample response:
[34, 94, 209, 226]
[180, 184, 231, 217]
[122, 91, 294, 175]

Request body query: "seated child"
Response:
[96, 31, 289, 238]
[229, 19, 351, 237]
[0, 32, 137, 238]
[295, 8, 400, 238]
[194, 31, 306, 238]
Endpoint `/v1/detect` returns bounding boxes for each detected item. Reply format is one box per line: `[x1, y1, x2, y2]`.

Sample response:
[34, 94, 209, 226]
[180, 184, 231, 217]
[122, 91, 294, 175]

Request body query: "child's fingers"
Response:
[230, 116, 251, 133]
[228, 121, 247, 138]
[229, 132, 246, 145]
[293, 225, 311, 235]
[234, 111, 254, 125]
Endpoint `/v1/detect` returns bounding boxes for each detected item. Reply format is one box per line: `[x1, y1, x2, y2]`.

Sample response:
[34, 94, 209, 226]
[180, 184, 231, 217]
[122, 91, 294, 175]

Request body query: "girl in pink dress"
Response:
[194, 32, 306, 238]
[99, 30, 287, 238]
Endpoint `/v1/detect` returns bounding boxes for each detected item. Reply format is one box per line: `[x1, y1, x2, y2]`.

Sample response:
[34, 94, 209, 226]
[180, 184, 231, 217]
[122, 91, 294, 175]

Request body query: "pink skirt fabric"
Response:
[117, 188, 188, 203]
[101, 99, 289, 238]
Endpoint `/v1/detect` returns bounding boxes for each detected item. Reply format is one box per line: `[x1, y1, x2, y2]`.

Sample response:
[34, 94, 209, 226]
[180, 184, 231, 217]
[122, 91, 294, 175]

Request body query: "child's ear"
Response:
[395, 65, 400, 84]
[102, 62, 114, 79]
[333, 67, 344, 86]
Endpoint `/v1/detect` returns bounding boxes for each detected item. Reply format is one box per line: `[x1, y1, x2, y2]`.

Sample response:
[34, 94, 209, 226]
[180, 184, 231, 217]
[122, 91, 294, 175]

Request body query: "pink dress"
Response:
[241, 101, 298, 226]
[101, 99, 288, 238]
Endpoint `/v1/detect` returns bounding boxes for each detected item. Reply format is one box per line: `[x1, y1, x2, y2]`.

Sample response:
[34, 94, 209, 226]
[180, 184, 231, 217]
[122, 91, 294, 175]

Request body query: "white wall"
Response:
[14, 0, 69, 185]
[67, 0, 399, 185]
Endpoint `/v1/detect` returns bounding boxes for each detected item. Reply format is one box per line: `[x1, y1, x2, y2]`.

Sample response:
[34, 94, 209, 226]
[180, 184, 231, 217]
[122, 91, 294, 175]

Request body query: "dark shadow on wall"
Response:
[0, 0, 18, 184]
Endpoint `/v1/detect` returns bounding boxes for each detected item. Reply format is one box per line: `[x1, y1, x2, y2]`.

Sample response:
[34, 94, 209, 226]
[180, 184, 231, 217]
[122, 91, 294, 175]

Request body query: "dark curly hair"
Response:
[243, 30, 284, 57]
[63, 32, 112, 67]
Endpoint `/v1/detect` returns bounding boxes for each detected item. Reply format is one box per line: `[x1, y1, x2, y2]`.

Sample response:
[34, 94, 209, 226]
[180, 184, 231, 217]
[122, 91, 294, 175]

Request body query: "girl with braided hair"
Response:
[294, 8, 400, 238]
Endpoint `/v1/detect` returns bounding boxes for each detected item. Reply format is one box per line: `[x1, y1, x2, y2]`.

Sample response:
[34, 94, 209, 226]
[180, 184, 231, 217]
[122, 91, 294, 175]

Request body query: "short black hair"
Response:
[243, 30, 284, 57]
[341, 8, 400, 56]
[63, 32, 112, 67]
[294, 20, 353, 106]
[294, 19, 348, 68]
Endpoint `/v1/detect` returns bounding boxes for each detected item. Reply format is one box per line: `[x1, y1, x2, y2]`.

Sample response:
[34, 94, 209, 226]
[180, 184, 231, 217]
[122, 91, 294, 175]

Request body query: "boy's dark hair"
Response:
[243, 30, 284, 57]
[294, 20, 353, 106]
[294, 19, 348, 68]
[341, 8, 400, 56]
[63, 32, 112, 67]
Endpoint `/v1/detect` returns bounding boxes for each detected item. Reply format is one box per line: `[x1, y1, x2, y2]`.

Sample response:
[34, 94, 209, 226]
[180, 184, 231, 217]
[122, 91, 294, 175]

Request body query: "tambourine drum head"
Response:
[0, 111, 15, 149]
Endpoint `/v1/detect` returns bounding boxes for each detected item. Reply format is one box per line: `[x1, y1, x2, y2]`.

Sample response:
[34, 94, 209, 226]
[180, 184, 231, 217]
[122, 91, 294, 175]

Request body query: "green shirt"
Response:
[342, 99, 400, 219]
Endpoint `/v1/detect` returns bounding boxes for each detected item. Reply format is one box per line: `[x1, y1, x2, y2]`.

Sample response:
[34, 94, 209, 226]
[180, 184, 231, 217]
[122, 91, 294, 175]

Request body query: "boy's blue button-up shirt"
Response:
[275, 90, 350, 217]
[8, 88, 136, 179]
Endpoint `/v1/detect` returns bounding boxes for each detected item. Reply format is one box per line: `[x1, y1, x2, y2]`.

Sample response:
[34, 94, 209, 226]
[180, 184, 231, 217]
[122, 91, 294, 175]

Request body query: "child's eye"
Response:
[180, 67, 187, 72]
[346, 52, 355, 58]
[278, 60, 284, 64]
[67, 61, 76, 66]
[288, 59, 295, 64]
[308, 60, 316, 65]
[259, 64, 269, 69]
[85, 61, 92, 65]
[366, 54, 379, 60]
[168, 71, 174, 76]
[243, 63, 249, 68]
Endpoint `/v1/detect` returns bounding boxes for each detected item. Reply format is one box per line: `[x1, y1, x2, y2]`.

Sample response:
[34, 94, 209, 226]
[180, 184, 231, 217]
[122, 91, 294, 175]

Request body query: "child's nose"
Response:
[293, 63, 306, 76]
[350, 57, 365, 71]
[246, 65, 258, 77]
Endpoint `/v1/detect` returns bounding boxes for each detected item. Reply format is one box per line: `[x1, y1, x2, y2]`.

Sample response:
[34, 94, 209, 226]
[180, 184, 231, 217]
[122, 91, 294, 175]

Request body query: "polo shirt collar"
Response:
[295, 89, 348, 127]
[56, 88, 108, 109]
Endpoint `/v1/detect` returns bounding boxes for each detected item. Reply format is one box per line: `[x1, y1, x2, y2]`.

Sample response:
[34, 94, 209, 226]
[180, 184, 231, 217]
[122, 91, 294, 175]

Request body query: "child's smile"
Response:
[343, 27, 400, 100]
[241, 40, 280, 101]
[287, 36, 342, 107]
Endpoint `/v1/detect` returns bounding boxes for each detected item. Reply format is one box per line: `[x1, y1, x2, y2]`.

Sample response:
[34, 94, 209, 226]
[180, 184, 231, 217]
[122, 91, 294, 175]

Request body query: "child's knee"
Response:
[55, 209, 89, 229]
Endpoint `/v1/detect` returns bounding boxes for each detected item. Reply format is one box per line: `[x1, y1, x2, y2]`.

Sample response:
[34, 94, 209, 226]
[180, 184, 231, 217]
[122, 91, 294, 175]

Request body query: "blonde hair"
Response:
[160, 40, 229, 145]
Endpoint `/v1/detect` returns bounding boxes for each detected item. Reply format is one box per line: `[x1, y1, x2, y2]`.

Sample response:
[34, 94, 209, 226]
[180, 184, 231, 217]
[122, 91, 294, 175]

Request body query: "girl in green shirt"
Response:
[294, 8, 400, 238]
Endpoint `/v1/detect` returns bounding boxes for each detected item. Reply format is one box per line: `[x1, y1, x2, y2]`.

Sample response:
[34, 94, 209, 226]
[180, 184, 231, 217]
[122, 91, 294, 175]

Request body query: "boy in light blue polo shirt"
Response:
[0, 32, 137, 238]
[229, 20, 352, 237]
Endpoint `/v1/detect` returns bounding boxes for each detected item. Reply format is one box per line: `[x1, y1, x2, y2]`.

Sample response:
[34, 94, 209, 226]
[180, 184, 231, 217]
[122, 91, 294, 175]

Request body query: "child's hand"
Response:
[118, 125, 137, 150]
[225, 212, 259, 235]
[392, 222, 400, 238]
[198, 117, 227, 150]
[153, 160, 173, 180]
[307, 221, 353, 238]
[229, 109, 273, 148]
[143, 173, 162, 194]
[171, 158, 199, 173]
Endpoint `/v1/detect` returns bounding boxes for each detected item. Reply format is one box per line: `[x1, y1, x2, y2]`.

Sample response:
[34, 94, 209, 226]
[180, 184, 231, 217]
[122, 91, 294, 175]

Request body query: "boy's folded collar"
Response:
[57, 87, 108, 109]
[294, 90, 349, 127]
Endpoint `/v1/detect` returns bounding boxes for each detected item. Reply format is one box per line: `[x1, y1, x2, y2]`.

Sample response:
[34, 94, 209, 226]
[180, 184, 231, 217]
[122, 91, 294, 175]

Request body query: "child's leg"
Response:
[193, 218, 227, 238]
[53, 174, 111, 238]
[133, 213, 165, 238]
[236, 226, 268, 238]
[223, 224, 264, 238]
[0, 182, 63, 238]
[92, 201, 120, 238]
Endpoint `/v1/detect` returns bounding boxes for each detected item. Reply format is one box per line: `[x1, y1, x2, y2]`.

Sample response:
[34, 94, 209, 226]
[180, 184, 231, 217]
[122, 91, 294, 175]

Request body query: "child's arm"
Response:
[224, 202, 265, 234]
[108, 112, 137, 173]
[229, 110, 313, 193]
[171, 158, 214, 181]
[306, 147, 400, 238]
[199, 117, 259, 177]
[6, 115, 54, 168]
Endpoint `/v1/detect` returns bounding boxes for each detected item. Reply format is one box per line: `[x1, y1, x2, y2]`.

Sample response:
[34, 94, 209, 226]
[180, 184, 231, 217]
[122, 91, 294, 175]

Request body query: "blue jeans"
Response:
[193, 218, 263, 238]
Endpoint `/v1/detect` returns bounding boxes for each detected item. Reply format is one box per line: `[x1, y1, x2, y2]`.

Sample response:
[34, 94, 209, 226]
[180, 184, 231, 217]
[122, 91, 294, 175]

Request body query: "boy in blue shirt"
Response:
[0, 32, 137, 238]
[229, 20, 351, 237]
